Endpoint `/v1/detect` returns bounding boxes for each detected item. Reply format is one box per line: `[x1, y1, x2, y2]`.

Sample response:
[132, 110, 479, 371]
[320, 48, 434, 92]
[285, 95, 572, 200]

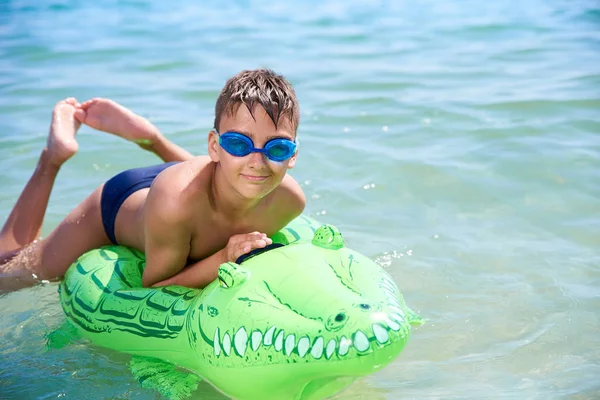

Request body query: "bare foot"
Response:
[75, 98, 160, 146]
[46, 98, 81, 167]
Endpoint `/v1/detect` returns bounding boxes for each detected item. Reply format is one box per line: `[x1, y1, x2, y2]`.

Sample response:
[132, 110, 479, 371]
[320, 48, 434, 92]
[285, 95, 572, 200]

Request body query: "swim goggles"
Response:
[217, 131, 298, 162]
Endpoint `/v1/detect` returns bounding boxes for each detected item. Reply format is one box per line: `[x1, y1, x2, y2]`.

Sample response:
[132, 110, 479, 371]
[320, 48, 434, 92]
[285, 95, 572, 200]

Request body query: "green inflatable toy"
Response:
[59, 216, 423, 400]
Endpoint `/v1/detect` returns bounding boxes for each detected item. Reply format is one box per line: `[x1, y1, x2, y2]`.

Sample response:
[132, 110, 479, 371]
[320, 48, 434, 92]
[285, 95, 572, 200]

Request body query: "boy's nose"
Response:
[247, 151, 267, 168]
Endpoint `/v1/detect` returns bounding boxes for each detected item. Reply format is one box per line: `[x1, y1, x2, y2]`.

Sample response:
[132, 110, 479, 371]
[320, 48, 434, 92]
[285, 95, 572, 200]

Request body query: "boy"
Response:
[0, 69, 305, 289]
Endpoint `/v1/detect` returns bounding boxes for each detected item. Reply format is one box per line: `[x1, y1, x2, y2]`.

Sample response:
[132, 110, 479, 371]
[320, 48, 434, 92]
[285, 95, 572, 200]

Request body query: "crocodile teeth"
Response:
[284, 334, 296, 356]
[380, 281, 396, 294]
[390, 312, 404, 324]
[274, 330, 284, 352]
[388, 296, 402, 308]
[338, 336, 351, 356]
[388, 304, 404, 316]
[214, 328, 221, 356]
[222, 332, 231, 356]
[383, 290, 397, 300]
[234, 327, 248, 357]
[354, 330, 369, 352]
[297, 336, 310, 358]
[383, 273, 397, 286]
[373, 324, 389, 344]
[385, 317, 401, 331]
[264, 326, 276, 346]
[325, 339, 336, 359]
[381, 275, 396, 289]
[251, 330, 263, 352]
[311, 337, 324, 359]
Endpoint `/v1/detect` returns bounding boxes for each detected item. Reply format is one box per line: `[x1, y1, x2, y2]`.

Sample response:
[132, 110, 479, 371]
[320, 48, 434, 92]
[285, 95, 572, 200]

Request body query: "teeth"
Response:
[354, 330, 370, 352]
[388, 296, 402, 308]
[284, 334, 296, 356]
[297, 336, 310, 357]
[274, 330, 284, 352]
[383, 290, 396, 300]
[380, 281, 396, 294]
[217, 325, 394, 358]
[251, 330, 263, 351]
[386, 317, 401, 331]
[388, 304, 404, 316]
[384, 274, 397, 286]
[381, 274, 397, 289]
[325, 339, 336, 359]
[311, 337, 324, 359]
[373, 324, 389, 344]
[222, 332, 231, 356]
[338, 336, 351, 356]
[390, 312, 404, 324]
[234, 327, 248, 357]
[264, 326, 276, 346]
[214, 328, 221, 356]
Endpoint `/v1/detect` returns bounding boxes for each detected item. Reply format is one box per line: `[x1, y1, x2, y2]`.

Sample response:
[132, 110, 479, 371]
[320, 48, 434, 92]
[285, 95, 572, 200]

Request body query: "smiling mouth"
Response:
[242, 174, 270, 182]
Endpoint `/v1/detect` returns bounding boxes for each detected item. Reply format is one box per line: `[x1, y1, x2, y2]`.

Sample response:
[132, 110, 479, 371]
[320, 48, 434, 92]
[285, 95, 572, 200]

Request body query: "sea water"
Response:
[1, 0, 599, 398]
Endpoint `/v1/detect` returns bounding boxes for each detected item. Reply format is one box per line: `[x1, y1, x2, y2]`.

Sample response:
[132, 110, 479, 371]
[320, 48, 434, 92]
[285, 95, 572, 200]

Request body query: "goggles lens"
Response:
[218, 132, 297, 162]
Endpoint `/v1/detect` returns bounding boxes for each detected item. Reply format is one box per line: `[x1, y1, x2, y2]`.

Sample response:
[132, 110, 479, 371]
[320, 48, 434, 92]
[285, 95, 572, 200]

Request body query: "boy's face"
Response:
[208, 103, 297, 200]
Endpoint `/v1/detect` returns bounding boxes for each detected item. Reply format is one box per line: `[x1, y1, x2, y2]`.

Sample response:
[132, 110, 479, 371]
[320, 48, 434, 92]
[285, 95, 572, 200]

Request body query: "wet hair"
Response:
[214, 69, 300, 134]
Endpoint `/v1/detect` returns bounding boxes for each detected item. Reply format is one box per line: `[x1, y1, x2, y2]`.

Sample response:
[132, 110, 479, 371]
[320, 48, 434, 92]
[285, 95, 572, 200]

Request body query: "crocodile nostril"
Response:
[359, 303, 371, 310]
[335, 313, 346, 322]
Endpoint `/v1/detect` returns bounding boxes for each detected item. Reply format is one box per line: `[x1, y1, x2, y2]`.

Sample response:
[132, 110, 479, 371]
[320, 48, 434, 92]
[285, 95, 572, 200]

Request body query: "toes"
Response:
[64, 97, 79, 106]
[80, 98, 98, 110]
[74, 108, 86, 122]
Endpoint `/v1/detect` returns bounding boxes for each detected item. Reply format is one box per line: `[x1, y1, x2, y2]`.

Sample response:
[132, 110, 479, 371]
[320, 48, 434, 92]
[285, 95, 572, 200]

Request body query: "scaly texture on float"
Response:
[59, 216, 423, 400]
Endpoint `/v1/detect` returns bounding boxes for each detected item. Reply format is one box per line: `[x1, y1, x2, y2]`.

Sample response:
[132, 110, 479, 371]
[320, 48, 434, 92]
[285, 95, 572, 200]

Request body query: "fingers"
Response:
[228, 232, 269, 246]
[226, 232, 273, 262]
[240, 236, 272, 254]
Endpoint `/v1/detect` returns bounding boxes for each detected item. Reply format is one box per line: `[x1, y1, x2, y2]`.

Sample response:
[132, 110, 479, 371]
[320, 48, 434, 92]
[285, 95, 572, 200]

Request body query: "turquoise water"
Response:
[1, 0, 599, 398]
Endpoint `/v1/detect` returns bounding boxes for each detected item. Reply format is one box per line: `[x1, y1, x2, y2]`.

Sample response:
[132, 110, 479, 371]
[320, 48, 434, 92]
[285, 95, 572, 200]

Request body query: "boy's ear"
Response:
[287, 149, 298, 169]
[208, 130, 220, 162]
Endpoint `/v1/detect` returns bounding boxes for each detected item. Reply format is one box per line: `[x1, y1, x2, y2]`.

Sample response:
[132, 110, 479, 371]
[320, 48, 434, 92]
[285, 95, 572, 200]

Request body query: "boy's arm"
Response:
[146, 175, 306, 289]
[142, 180, 192, 288]
[151, 250, 225, 288]
[151, 232, 273, 288]
[138, 134, 195, 163]
[143, 180, 224, 288]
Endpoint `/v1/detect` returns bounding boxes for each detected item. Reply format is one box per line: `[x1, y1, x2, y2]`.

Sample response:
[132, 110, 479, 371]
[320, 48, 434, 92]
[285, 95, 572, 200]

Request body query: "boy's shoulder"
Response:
[156, 156, 212, 187]
[276, 174, 305, 204]
[150, 156, 213, 205]
[261, 174, 306, 234]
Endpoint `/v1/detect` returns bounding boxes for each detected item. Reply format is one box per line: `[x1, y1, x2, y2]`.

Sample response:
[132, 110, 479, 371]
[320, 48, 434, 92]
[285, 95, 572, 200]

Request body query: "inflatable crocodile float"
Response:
[59, 216, 423, 399]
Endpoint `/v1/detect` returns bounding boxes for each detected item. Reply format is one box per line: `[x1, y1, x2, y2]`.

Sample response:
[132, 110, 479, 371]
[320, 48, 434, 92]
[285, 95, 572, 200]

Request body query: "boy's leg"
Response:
[75, 98, 195, 163]
[0, 98, 80, 257]
[1, 186, 110, 280]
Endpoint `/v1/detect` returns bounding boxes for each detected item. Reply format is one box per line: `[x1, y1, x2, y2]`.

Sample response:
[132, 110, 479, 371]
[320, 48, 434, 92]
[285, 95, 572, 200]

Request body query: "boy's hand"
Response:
[222, 232, 272, 264]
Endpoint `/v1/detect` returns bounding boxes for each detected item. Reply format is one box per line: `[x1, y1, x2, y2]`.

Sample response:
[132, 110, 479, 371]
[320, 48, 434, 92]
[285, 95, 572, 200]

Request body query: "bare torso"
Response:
[113, 156, 293, 265]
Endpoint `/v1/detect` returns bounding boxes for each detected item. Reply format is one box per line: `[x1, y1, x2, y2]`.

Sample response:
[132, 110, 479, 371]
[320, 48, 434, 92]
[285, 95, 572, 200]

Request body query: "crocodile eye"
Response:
[217, 262, 249, 289]
[218, 276, 230, 288]
[311, 224, 344, 250]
